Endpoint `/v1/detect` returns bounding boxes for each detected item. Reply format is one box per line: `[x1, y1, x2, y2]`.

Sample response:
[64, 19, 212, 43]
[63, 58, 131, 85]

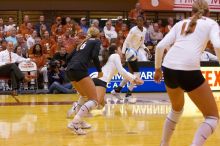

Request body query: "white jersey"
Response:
[99, 54, 135, 83]
[122, 26, 147, 54]
[155, 17, 220, 70]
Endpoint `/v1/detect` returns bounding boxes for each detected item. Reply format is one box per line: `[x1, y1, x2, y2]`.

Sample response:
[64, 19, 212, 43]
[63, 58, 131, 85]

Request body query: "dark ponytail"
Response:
[102, 45, 117, 65]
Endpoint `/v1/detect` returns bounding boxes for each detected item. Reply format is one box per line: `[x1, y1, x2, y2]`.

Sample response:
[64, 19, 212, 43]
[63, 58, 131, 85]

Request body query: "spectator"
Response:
[35, 15, 50, 36]
[150, 23, 163, 45]
[100, 32, 110, 53]
[64, 17, 72, 31]
[144, 20, 154, 45]
[27, 30, 37, 49]
[62, 28, 75, 53]
[164, 17, 174, 34]
[91, 19, 102, 32]
[103, 20, 117, 41]
[116, 30, 126, 48]
[120, 23, 129, 38]
[115, 16, 124, 32]
[29, 44, 48, 90]
[5, 16, 16, 33]
[158, 19, 165, 35]
[16, 34, 28, 57]
[51, 16, 63, 37]
[19, 15, 31, 36]
[5, 27, 17, 47]
[0, 42, 31, 96]
[80, 17, 89, 34]
[52, 46, 68, 69]
[39, 24, 49, 38]
[48, 61, 64, 85]
[128, 2, 143, 28]
[14, 46, 24, 57]
[0, 17, 5, 33]
[50, 36, 64, 57]
[48, 80, 74, 94]
[0, 39, 7, 51]
[40, 31, 55, 54]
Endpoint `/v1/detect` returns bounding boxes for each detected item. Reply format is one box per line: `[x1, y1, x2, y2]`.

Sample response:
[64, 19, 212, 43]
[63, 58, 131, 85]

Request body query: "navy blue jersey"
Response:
[66, 38, 102, 72]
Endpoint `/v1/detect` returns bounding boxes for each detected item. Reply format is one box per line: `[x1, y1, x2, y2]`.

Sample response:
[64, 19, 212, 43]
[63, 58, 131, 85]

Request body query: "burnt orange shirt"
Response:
[30, 54, 47, 69]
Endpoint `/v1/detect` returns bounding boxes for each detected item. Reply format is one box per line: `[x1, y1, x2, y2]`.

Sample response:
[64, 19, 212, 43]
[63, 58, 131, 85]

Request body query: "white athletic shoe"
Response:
[67, 122, 86, 135]
[111, 90, 123, 100]
[80, 121, 92, 129]
[127, 96, 137, 104]
[66, 102, 78, 118]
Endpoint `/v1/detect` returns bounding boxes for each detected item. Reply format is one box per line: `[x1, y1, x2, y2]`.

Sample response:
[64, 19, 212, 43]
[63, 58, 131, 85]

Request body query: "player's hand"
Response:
[154, 68, 163, 83]
[98, 72, 103, 78]
[133, 77, 144, 85]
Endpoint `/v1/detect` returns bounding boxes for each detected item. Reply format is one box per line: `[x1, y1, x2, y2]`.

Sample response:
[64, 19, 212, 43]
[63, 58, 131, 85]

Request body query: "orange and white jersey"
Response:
[155, 17, 220, 70]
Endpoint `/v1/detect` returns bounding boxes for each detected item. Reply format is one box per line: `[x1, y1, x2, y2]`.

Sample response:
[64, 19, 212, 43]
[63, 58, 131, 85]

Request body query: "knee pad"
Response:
[167, 109, 183, 123]
[204, 116, 219, 133]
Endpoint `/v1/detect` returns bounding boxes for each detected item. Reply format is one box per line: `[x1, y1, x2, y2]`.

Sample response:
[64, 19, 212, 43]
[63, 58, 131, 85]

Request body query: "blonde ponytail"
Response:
[185, 0, 209, 35]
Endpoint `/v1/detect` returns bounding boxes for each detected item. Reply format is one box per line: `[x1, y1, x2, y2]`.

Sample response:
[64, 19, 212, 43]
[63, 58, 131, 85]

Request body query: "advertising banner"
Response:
[89, 66, 220, 92]
[140, 0, 220, 12]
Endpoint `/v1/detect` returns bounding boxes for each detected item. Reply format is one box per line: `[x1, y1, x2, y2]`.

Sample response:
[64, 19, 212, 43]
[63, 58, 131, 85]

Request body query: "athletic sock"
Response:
[160, 109, 183, 146]
[76, 96, 87, 112]
[191, 116, 219, 146]
[72, 100, 98, 123]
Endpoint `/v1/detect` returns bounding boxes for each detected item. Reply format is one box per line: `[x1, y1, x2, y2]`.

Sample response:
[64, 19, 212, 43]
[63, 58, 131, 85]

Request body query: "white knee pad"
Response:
[204, 116, 219, 133]
[167, 109, 183, 123]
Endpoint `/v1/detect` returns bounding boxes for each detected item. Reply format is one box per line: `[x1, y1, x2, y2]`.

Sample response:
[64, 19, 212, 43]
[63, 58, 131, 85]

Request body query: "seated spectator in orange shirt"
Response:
[19, 15, 32, 37]
[53, 24, 65, 39]
[41, 31, 55, 54]
[158, 19, 165, 35]
[164, 17, 174, 35]
[51, 17, 63, 37]
[29, 44, 48, 89]
[121, 23, 129, 38]
[0, 17, 5, 39]
[71, 20, 83, 37]
[100, 32, 109, 48]
[50, 36, 64, 57]
[115, 16, 124, 33]
[117, 30, 126, 48]
[20, 22, 34, 38]
[128, 2, 143, 27]
[64, 17, 72, 31]
[62, 29, 75, 53]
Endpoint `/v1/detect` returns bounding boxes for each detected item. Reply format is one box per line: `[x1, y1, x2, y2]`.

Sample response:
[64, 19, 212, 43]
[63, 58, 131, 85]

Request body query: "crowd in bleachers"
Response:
[0, 2, 219, 92]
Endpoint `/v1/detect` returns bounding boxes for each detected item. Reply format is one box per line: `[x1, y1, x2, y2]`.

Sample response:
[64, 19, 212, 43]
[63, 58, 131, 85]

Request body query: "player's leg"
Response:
[187, 81, 219, 146]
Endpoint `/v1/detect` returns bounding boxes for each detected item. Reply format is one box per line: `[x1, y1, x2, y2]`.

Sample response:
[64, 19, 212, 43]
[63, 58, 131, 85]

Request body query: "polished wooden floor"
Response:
[0, 93, 220, 146]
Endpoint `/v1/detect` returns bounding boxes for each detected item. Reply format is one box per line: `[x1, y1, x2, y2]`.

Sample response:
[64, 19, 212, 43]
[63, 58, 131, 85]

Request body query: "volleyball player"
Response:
[67, 45, 144, 119]
[66, 27, 103, 135]
[111, 15, 149, 102]
[154, 0, 220, 146]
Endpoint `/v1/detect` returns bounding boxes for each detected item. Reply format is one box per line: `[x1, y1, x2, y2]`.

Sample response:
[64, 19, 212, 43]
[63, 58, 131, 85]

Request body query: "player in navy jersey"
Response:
[66, 27, 103, 135]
